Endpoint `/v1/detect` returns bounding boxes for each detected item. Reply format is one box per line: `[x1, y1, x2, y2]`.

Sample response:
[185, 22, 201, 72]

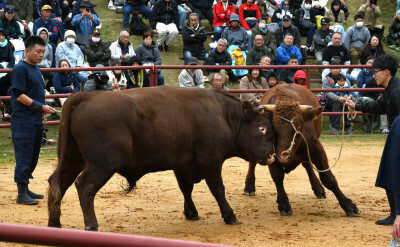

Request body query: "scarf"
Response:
[127, 69, 144, 87]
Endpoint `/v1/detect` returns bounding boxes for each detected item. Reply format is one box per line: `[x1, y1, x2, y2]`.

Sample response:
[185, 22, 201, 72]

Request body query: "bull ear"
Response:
[241, 101, 256, 121]
[303, 106, 324, 122]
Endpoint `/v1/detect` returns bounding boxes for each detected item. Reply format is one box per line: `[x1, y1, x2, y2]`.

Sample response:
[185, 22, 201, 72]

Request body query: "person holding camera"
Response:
[83, 69, 113, 92]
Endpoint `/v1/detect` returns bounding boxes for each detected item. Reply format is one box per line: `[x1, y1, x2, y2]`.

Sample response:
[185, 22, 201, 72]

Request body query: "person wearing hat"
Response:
[124, 55, 149, 88]
[251, 16, 277, 54]
[313, 17, 334, 66]
[85, 30, 111, 67]
[182, 13, 208, 65]
[37, 0, 62, 23]
[178, 57, 205, 88]
[55, 29, 88, 86]
[343, 14, 371, 66]
[221, 14, 249, 52]
[7, 0, 33, 36]
[0, 28, 15, 71]
[274, 14, 301, 49]
[0, 5, 24, 40]
[71, 1, 101, 54]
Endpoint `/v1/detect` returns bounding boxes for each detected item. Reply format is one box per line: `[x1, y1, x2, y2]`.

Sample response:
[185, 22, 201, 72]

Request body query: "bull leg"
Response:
[244, 161, 257, 196]
[301, 162, 326, 199]
[174, 171, 199, 220]
[310, 142, 360, 216]
[269, 163, 292, 216]
[205, 174, 239, 224]
[75, 167, 115, 231]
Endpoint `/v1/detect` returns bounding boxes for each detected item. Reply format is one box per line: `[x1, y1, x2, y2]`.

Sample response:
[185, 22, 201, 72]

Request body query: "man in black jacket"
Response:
[274, 15, 301, 48]
[151, 0, 179, 52]
[346, 54, 400, 226]
[182, 13, 208, 65]
[313, 17, 334, 65]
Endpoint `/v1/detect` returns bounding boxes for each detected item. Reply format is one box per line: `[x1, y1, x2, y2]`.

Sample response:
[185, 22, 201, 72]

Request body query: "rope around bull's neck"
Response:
[274, 98, 357, 173]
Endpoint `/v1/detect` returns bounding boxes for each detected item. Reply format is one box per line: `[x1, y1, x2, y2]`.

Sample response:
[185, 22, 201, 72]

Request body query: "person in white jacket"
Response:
[109, 30, 135, 66]
[55, 29, 88, 85]
[178, 57, 204, 88]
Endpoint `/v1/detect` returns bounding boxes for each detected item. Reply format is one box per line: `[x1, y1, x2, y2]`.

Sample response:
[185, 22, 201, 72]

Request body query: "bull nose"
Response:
[267, 154, 275, 165]
[278, 151, 290, 164]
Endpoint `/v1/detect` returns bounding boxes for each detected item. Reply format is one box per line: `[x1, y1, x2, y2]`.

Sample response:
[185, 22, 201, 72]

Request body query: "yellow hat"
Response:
[41, 5, 53, 11]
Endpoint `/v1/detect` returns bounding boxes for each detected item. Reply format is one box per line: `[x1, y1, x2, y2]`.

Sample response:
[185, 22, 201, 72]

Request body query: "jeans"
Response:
[183, 51, 209, 65]
[75, 71, 88, 88]
[177, 5, 186, 30]
[12, 123, 43, 184]
[299, 25, 316, 46]
[213, 26, 226, 42]
[245, 29, 252, 50]
[123, 3, 152, 28]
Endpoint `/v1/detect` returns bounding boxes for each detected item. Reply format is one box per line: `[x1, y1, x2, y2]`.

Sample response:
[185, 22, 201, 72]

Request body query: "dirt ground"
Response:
[0, 140, 394, 246]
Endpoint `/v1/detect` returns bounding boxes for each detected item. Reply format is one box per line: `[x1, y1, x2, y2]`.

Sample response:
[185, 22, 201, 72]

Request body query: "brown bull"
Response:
[245, 83, 360, 216]
[48, 86, 276, 231]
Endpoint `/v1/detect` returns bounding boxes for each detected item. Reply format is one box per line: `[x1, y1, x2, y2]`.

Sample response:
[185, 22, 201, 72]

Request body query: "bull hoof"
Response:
[340, 198, 360, 217]
[184, 210, 199, 220]
[244, 185, 255, 196]
[85, 225, 98, 231]
[345, 204, 361, 217]
[224, 214, 241, 224]
[243, 190, 255, 196]
[279, 208, 293, 216]
[314, 191, 327, 199]
[48, 219, 62, 228]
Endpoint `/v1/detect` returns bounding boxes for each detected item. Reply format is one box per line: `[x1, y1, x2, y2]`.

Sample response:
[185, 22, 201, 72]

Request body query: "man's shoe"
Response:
[158, 45, 163, 52]
[345, 127, 353, 135]
[381, 128, 389, 134]
[164, 41, 169, 52]
[375, 215, 396, 225]
[16, 183, 39, 205]
[329, 125, 340, 135]
[27, 188, 44, 199]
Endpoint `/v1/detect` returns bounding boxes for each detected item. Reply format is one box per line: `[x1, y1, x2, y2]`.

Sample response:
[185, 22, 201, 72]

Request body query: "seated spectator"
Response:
[271, 0, 293, 27]
[238, 0, 261, 50]
[107, 60, 127, 90]
[333, 73, 357, 98]
[293, 70, 308, 87]
[83, 70, 113, 92]
[279, 55, 301, 84]
[267, 72, 278, 87]
[0, 5, 25, 62]
[187, 0, 213, 28]
[110, 30, 135, 66]
[60, 0, 77, 21]
[37, 27, 55, 90]
[387, 10, 400, 51]
[72, 0, 97, 16]
[247, 34, 274, 65]
[206, 38, 236, 86]
[122, 0, 152, 30]
[276, 34, 302, 65]
[209, 73, 229, 89]
[178, 57, 204, 88]
[221, 14, 249, 52]
[7, 0, 34, 36]
[124, 55, 149, 88]
[212, 0, 236, 42]
[358, 0, 384, 38]
[312, 0, 326, 16]
[260, 55, 274, 81]
[53, 59, 80, 93]
[134, 31, 164, 86]
[240, 68, 269, 106]
[327, 0, 346, 38]
[313, 17, 334, 66]
[274, 15, 301, 49]
[295, 0, 317, 48]
[357, 55, 374, 94]
[55, 30, 88, 85]
[151, 0, 179, 52]
[71, 1, 101, 53]
[85, 30, 111, 67]
[182, 13, 208, 65]
[36, 0, 65, 41]
[322, 62, 353, 135]
[251, 17, 277, 54]
[343, 14, 371, 66]
[0, 28, 15, 77]
[360, 34, 385, 65]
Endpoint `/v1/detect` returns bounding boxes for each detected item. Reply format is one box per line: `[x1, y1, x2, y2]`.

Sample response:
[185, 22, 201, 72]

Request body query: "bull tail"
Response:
[48, 93, 87, 227]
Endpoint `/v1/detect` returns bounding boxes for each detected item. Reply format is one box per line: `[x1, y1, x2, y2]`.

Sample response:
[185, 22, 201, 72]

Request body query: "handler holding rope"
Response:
[346, 54, 400, 227]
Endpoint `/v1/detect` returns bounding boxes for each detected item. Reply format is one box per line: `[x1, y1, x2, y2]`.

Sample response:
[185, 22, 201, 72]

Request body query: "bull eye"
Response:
[258, 126, 267, 135]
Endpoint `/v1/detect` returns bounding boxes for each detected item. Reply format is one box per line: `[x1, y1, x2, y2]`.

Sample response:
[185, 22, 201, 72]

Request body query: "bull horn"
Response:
[258, 104, 276, 112]
[299, 105, 313, 111]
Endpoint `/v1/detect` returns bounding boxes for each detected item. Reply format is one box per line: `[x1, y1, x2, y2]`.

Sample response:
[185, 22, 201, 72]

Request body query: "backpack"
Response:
[129, 15, 148, 36]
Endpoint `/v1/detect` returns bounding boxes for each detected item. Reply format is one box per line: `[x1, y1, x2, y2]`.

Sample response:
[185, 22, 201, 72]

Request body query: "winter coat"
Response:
[178, 68, 205, 88]
[358, 4, 382, 29]
[33, 18, 62, 47]
[55, 41, 85, 68]
[333, 81, 357, 98]
[322, 42, 350, 67]
[279, 69, 298, 84]
[182, 22, 207, 55]
[327, 9, 345, 26]
[389, 18, 400, 36]
[343, 25, 371, 50]
[239, 75, 269, 103]
[151, 0, 179, 29]
[109, 40, 135, 64]
[7, 0, 33, 23]
[134, 41, 162, 65]
[36, 27, 53, 68]
[295, 0, 317, 31]
[221, 26, 249, 51]
[322, 73, 346, 102]
[276, 42, 302, 65]
[53, 72, 80, 93]
[247, 45, 275, 65]
[207, 48, 232, 67]
[0, 41, 15, 68]
[251, 24, 277, 54]
[85, 39, 111, 67]
[238, 2, 261, 30]
[360, 46, 385, 65]
[313, 27, 334, 52]
[213, 1, 236, 28]
[271, 1, 294, 26]
[274, 25, 301, 48]
[71, 13, 101, 45]
[0, 19, 24, 39]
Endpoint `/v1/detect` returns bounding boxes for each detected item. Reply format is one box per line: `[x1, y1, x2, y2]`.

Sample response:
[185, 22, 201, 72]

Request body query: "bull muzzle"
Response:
[267, 153, 276, 165]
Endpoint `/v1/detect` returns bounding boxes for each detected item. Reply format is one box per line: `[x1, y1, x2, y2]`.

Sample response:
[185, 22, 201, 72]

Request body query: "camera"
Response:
[86, 8, 90, 12]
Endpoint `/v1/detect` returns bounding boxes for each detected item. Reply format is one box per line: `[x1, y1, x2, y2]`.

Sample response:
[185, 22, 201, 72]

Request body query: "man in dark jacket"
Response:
[295, 0, 317, 48]
[151, 0, 179, 52]
[84, 30, 111, 67]
[346, 54, 400, 226]
[313, 17, 334, 65]
[206, 38, 235, 85]
[188, 0, 213, 28]
[247, 34, 274, 65]
[251, 17, 277, 54]
[182, 13, 208, 65]
[274, 15, 301, 48]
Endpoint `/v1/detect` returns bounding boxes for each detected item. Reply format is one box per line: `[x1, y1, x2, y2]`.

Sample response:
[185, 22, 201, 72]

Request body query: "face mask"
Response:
[66, 38, 75, 45]
[0, 39, 7, 47]
[92, 37, 100, 43]
[356, 22, 364, 28]
[259, 23, 266, 29]
[304, 4, 311, 10]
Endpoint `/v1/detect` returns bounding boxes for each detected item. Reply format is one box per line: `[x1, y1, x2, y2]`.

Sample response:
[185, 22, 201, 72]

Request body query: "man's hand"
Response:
[23, 22, 28, 30]
[42, 105, 56, 114]
[190, 34, 195, 37]
[53, 17, 62, 22]
[120, 54, 126, 60]
[393, 215, 400, 241]
[70, 85, 74, 92]
[344, 99, 355, 109]
[337, 96, 347, 104]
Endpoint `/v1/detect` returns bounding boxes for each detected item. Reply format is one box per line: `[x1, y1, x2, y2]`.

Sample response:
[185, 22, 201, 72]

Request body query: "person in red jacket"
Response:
[238, 0, 261, 50]
[293, 70, 308, 87]
[212, 0, 236, 42]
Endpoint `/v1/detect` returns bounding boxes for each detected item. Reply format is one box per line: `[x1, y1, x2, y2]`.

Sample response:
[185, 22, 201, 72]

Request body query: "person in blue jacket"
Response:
[276, 33, 302, 65]
[52, 59, 80, 93]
